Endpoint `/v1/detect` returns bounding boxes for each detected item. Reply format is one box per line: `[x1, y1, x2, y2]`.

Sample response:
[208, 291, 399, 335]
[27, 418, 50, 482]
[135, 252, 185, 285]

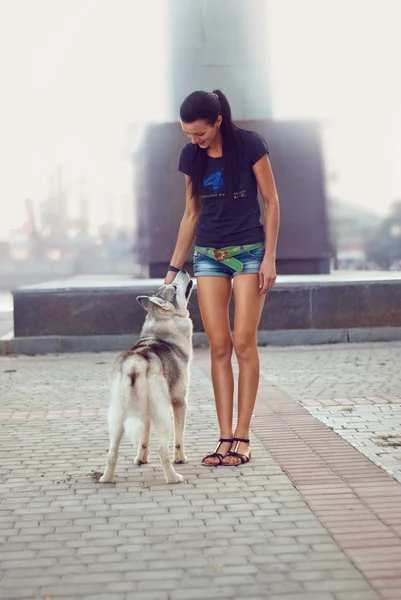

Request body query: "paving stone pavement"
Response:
[258, 342, 401, 403]
[1, 345, 401, 600]
[258, 342, 401, 484]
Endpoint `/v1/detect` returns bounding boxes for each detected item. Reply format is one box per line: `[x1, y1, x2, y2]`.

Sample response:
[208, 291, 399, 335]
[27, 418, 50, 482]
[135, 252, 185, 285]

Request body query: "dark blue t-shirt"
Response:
[178, 128, 269, 247]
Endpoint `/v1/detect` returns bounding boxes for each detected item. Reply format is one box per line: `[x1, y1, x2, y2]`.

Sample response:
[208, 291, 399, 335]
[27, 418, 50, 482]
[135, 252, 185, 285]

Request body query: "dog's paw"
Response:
[174, 454, 188, 464]
[99, 473, 115, 484]
[166, 472, 184, 484]
[134, 456, 149, 465]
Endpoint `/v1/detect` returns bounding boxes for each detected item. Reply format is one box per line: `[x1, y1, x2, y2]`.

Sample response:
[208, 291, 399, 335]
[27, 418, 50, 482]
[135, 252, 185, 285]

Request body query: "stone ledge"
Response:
[12, 277, 401, 337]
[2, 327, 401, 356]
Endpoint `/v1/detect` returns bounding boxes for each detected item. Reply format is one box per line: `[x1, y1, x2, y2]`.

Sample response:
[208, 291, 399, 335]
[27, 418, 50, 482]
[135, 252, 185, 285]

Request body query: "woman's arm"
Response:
[253, 154, 280, 293]
[165, 175, 201, 283]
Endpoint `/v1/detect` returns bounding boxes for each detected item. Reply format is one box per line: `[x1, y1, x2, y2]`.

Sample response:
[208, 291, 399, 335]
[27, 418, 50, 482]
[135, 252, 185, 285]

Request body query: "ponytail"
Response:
[212, 89, 240, 196]
[212, 89, 232, 130]
[179, 89, 241, 199]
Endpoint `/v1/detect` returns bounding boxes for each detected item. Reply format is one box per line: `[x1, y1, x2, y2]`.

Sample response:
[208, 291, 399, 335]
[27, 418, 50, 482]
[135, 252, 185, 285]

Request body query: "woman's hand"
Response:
[164, 271, 177, 285]
[259, 257, 277, 294]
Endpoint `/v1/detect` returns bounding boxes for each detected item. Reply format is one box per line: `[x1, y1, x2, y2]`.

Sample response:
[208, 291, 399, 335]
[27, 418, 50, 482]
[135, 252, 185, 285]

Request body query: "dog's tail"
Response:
[119, 358, 148, 443]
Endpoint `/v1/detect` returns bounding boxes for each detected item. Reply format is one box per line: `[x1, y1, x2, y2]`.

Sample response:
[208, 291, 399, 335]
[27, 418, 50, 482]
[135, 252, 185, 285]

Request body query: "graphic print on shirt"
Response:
[201, 168, 246, 200]
[203, 169, 224, 193]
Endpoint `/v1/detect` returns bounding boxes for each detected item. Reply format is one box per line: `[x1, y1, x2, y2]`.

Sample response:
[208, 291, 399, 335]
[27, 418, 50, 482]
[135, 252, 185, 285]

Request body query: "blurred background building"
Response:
[1, 0, 401, 288]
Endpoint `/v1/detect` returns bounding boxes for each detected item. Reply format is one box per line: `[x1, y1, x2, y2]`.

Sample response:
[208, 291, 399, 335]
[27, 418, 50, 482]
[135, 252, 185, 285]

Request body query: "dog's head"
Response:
[137, 269, 194, 317]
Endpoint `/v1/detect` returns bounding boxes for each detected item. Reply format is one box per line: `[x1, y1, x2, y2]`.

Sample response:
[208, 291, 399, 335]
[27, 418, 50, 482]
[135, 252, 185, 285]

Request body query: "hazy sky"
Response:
[0, 0, 400, 238]
[0, 0, 167, 236]
[268, 0, 401, 217]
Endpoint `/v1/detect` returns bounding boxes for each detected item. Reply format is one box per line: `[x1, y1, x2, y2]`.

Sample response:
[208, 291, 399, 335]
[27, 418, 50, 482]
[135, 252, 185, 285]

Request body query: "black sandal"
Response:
[201, 438, 233, 466]
[221, 438, 251, 465]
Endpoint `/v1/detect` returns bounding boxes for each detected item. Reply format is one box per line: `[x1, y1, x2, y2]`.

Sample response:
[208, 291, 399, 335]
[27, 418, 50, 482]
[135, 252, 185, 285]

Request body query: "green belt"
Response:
[195, 242, 264, 272]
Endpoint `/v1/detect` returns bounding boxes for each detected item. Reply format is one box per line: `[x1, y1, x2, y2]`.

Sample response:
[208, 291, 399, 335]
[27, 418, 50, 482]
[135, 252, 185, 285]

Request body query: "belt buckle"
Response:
[213, 249, 226, 261]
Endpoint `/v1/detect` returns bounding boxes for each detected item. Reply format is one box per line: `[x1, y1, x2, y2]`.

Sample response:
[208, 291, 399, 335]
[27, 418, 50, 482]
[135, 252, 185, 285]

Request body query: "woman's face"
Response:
[181, 117, 222, 149]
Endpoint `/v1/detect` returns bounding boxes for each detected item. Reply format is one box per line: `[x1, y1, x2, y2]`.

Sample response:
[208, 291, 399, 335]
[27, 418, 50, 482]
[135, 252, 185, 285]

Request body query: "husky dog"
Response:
[100, 270, 194, 484]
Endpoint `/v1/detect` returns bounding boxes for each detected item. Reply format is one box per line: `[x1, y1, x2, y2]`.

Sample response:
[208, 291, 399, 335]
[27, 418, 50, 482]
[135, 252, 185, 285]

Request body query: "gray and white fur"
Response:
[100, 270, 194, 484]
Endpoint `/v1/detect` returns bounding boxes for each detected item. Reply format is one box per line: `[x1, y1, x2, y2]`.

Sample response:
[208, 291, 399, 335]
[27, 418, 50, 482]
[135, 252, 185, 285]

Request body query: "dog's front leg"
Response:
[172, 399, 188, 464]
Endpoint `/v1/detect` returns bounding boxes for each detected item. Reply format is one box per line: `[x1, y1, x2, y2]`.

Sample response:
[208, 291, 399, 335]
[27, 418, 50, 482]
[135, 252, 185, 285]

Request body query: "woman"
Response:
[164, 90, 279, 466]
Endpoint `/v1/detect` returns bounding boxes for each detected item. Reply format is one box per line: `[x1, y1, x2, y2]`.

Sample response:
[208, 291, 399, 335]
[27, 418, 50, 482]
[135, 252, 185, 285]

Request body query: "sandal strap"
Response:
[224, 451, 250, 464]
[202, 452, 224, 462]
[226, 438, 251, 463]
[202, 438, 233, 465]
[213, 438, 233, 455]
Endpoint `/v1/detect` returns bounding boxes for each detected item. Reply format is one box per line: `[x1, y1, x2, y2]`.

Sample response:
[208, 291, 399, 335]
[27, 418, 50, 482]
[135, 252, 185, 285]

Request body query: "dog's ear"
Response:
[137, 296, 151, 311]
[137, 295, 171, 312]
[148, 296, 171, 311]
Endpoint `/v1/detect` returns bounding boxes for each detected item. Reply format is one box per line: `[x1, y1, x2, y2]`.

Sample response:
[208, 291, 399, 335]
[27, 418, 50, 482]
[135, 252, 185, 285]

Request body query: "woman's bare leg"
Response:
[222, 273, 266, 465]
[196, 276, 234, 465]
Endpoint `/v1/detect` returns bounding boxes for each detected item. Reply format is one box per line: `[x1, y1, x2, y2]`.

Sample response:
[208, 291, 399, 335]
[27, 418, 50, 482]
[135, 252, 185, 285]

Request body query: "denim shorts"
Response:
[193, 244, 265, 279]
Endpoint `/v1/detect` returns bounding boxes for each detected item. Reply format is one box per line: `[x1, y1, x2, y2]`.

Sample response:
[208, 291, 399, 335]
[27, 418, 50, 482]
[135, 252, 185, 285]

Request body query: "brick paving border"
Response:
[0, 409, 108, 421]
[196, 352, 401, 600]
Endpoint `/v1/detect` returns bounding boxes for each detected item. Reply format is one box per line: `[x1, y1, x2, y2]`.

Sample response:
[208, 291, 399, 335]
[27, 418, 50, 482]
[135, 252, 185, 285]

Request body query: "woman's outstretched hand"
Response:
[164, 271, 177, 285]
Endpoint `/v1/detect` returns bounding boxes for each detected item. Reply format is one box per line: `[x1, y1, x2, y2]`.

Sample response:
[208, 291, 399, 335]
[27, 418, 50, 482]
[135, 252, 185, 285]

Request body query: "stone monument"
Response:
[135, 0, 331, 275]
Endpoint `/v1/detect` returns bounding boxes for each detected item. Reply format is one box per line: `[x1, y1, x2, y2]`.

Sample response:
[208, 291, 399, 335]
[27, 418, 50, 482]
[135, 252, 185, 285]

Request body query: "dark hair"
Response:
[179, 89, 240, 198]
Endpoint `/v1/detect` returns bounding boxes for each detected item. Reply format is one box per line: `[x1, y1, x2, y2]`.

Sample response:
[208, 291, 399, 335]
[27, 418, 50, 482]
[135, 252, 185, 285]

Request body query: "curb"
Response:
[2, 327, 401, 355]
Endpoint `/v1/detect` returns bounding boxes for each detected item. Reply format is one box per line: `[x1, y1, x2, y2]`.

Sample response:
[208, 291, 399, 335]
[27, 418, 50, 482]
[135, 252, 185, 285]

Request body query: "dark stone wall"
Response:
[14, 281, 401, 337]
